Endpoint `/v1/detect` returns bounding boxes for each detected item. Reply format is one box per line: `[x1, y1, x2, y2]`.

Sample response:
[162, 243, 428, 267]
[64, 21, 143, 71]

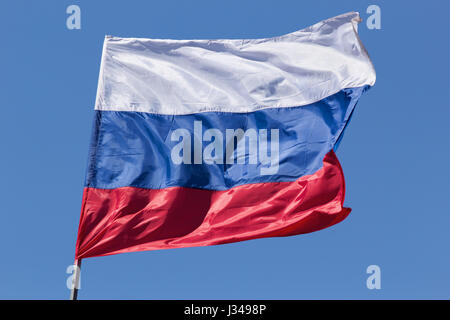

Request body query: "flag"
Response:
[75, 12, 376, 258]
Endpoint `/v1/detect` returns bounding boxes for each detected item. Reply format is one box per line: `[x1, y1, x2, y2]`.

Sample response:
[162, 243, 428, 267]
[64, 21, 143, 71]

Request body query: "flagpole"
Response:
[70, 258, 82, 300]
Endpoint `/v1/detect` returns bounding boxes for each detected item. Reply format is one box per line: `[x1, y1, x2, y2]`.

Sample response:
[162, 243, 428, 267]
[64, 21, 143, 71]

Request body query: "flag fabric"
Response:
[75, 12, 376, 259]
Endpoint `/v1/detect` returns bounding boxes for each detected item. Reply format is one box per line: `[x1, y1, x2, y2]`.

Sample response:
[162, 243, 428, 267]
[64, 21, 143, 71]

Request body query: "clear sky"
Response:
[1, 0, 449, 299]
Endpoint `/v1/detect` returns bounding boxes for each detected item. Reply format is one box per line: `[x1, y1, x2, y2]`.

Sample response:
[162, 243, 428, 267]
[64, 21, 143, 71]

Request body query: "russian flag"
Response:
[75, 12, 376, 259]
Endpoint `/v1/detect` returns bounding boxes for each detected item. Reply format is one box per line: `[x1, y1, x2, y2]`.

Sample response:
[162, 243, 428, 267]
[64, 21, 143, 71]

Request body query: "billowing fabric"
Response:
[95, 12, 375, 114]
[75, 12, 376, 259]
[77, 151, 349, 258]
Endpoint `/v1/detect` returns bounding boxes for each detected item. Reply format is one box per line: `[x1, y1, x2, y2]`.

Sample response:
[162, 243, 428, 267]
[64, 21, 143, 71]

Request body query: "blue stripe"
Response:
[85, 86, 368, 190]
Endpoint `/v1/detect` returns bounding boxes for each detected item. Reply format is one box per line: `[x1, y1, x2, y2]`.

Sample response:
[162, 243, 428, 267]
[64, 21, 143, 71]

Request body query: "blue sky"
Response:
[0, 0, 449, 299]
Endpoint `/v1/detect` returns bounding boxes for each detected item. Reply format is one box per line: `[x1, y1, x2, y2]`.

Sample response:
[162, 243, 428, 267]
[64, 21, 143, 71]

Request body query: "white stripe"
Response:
[95, 12, 375, 115]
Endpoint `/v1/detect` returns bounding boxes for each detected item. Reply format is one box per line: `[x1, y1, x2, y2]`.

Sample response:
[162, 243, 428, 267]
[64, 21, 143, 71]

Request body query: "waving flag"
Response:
[75, 12, 376, 259]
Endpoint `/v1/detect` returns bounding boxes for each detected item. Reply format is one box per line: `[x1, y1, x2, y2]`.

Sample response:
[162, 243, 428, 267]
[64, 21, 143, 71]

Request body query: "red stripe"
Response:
[75, 150, 350, 258]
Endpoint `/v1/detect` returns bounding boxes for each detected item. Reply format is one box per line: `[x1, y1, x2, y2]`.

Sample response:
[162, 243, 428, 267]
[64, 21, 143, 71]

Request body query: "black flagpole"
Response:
[70, 259, 82, 300]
